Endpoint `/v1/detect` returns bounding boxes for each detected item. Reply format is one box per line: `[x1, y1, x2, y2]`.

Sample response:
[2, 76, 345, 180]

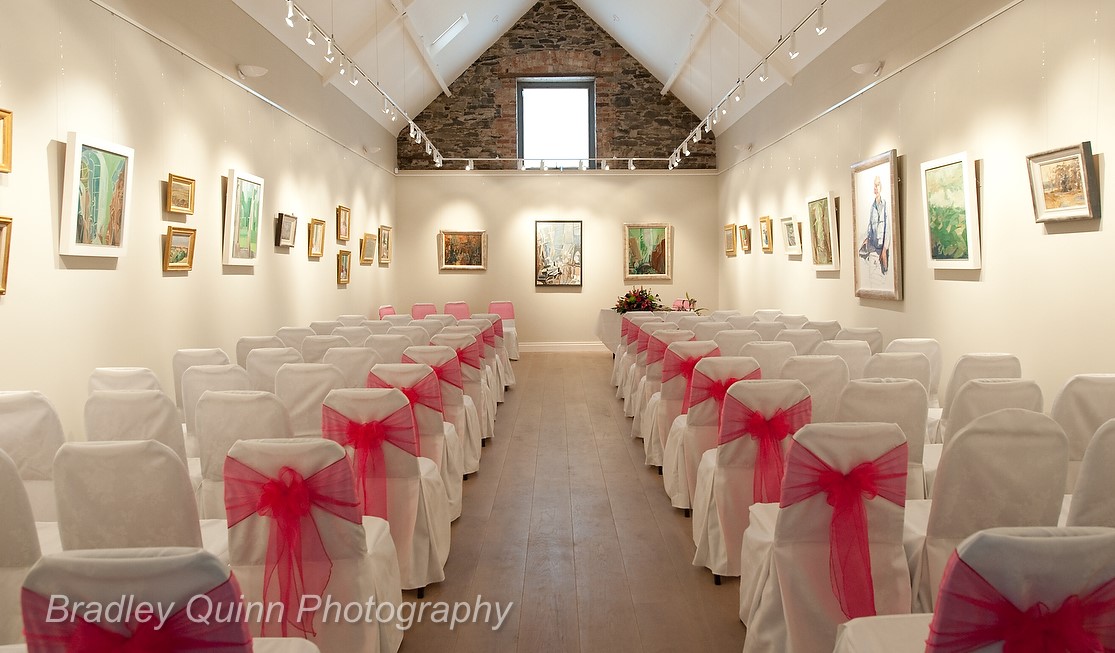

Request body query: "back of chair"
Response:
[84, 389, 187, 462]
[674, 315, 707, 332]
[836, 327, 884, 354]
[1051, 373, 1115, 491]
[55, 440, 201, 550]
[244, 347, 303, 392]
[362, 319, 393, 334]
[234, 335, 284, 368]
[275, 325, 316, 349]
[623, 314, 661, 348]
[0, 449, 38, 644]
[684, 356, 762, 427]
[885, 337, 942, 405]
[835, 378, 929, 498]
[693, 321, 732, 341]
[336, 313, 367, 326]
[368, 363, 446, 470]
[322, 347, 381, 388]
[443, 301, 471, 319]
[172, 347, 230, 409]
[275, 363, 346, 437]
[775, 328, 824, 355]
[775, 314, 809, 329]
[863, 352, 931, 394]
[0, 391, 65, 481]
[388, 326, 430, 348]
[309, 320, 342, 335]
[383, 314, 414, 327]
[1067, 419, 1115, 527]
[708, 309, 740, 321]
[815, 340, 873, 379]
[727, 314, 757, 330]
[409, 319, 444, 340]
[426, 313, 458, 327]
[751, 320, 786, 341]
[403, 346, 465, 410]
[753, 309, 783, 322]
[181, 364, 252, 448]
[646, 330, 695, 395]
[780, 355, 849, 422]
[488, 300, 515, 320]
[411, 302, 437, 319]
[378, 304, 397, 318]
[943, 378, 1043, 445]
[472, 313, 505, 341]
[713, 329, 761, 355]
[366, 333, 413, 363]
[941, 353, 1022, 419]
[803, 320, 841, 340]
[87, 367, 163, 394]
[661, 341, 721, 404]
[740, 340, 797, 378]
[301, 334, 348, 364]
[332, 325, 373, 346]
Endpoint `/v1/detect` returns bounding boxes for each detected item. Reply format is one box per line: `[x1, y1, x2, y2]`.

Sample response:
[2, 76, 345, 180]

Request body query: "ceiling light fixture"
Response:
[759, 60, 770, 82]
[628, 159, 635, 171]
[788, 31, 799, 59]
[339, 57, 346, 76]
[465, 159, 473, 171]
[304, 19, 316, 46]
[815, 4, 827, 36]
[285, 0, 295, 27]
[324, 37, 335, 63]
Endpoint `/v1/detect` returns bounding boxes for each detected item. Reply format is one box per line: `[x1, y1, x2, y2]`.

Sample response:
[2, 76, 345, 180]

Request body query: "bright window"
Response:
[517, 79, 596, 169]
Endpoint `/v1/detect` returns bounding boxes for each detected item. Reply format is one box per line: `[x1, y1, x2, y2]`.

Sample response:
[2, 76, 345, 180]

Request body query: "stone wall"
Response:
[397, 0, 716, 170]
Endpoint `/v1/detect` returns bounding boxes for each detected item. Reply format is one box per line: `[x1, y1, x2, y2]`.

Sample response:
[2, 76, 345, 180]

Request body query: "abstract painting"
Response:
[623, 223, 671, 281]
[60, 132, 134, 257]
[535, 220, 582, 286]
[439, 230, 487, 270]
[921, 152, 981, 269]
[223, 169, 264, 266]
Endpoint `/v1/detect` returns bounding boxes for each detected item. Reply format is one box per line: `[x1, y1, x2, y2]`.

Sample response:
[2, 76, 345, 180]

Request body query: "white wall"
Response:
[394, 172, 720, 346]
[715, 0, 1113, 406]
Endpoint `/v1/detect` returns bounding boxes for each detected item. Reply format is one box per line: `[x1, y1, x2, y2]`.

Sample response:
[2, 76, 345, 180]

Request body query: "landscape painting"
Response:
[921, 152, 981, 269]
[223, 169, 264, 266]
[1026, 142, 1100, 222]
[624, 223, 671, 281]
[439, 230, 487, 270]
[60, 133, 135, 257]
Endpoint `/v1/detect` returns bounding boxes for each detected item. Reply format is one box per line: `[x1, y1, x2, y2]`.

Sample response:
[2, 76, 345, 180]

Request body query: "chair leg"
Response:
[714, 575, 722, 586]
[683, 508, 690, 518]
[657, 466, 663, 476]
[417, 587, 425, 599]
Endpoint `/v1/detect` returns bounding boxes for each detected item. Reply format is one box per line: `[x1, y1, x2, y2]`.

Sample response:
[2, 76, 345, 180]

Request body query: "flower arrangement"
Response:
[613, 286, 665, 313]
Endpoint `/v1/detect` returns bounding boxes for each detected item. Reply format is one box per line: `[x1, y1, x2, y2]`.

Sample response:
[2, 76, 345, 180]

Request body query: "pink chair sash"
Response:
[411, 303, 436, 319]
[719, 395, 812, 503]
[927, 554, 1115, 652]
[489, 302, 515, 319]
[378, 305, 396, 318]
[367, 369, 445, 416]
[449, 341, 482, 371]
[682, 368, 761, 415]
[663, 347, 720, 412]
[489, 317, 504, 339]
[620, 317, 631, 342]
[225, 457, 361, 636]
[779, 442, 908, 620]
[444, 302, 471, 319]
[480, 326, 496, 349]
[321, 404, 420, 519]
[636, 328, 656, 355]
[402, 354, 464, 389]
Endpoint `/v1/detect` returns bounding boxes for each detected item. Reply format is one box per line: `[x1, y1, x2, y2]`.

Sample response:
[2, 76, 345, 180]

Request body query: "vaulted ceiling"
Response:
[232, 0, 888, 138]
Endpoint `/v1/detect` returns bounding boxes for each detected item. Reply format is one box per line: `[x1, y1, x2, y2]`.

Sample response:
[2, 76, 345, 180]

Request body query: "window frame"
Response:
[516, 77, 597, 169]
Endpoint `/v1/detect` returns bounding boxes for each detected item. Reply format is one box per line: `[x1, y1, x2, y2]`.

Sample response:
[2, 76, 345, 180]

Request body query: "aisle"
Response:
[402, 352, 747, 652]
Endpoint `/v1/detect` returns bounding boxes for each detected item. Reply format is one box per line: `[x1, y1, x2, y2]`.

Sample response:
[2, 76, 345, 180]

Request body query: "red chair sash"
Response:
[224, 457, 361, 636]
[719, 395, 812, 503]
[402, 354, 464, 389]
[480, 326, 496, 349]
[927, 554, 1115, 653]
[490, 317, 504, 338]
[449, 341, 482, 371]
[367, 369, 445, 416]
[662, 347, 720, 384]
[779, 442, 908, 620]
[321, 404, 420, 519]
[621, 317, 631, 341]
[682, 368, 761, 415]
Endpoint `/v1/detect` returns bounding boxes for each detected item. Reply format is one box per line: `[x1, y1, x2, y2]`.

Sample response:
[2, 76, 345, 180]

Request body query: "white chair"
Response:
[309, 319, 342, 335]
[431, 332, 491, 442]
[362, 319, 394, 335]
[884, 338, 942, 407]
[1051, 373, 1115, 492]
[245, 347, 303, 393]
[906, 408, 1067, 611]
[489, 300, 519, 360]
[774, 328, 824, 355]
[443, 322, 498, 429]
[803, 319, 842, 340]
[388, 325, 431, 347]
[753, 309, 783, 322]
[408, 319, 444, 341]
[613, 314, 661, 387]
[935, 353, 1022, 443]
[740, 341, 797, 378]
[863, 352, 931, 394]
[677, 315, 711, 331]
[774, 314, 809, 329]
[0, 391, 64, 521]
[656, 341, 720, 475]
[171, 347, 230, 413]
[815, 339, 873, 379]
[332, 325, 374, 346]
[337, 313, 368, 327]
[404, 345, 482, 476]
[382, 314, 415, 328]
[473, 312, 516, 390]
[225, 438, 403, 652]
[693, 321, 732, 341]
[426, 313, 458, 328]
[635, 329, 694, 449]
[366, 334, 414, 364]
[750, 321, 786, 341]
[323, 388, 451, 594]
[301, 334, 348, 364]
[712, 329, 762, 356]
[940, 378, 1043, 445]
[626, 322, 676, 418]
[692, 379, 810, 578]
[235, 335, 284, 368]
[1067, 419, 1115, 526]
[411, 302, 437, 319]
[276, 325, 316, 349]
[196, 390, 294, 519]
[709, 309, 741, 321]
[741, 422, 910, 653]
[84, 389, 190, 463]
[780, 354, 849, 422]
[369, 363, 464, 522]
[0, 450, 39, 645]
[458, 318, 503, 405]
[274, 363, 346, 437]
[835, 378, 929, 500]
[836, 326, 885, 354]
[181, 363, 252, 459]
[727, 315, 758, 330]
[322, 347, 382, 388]
[87, 367, 162, 393]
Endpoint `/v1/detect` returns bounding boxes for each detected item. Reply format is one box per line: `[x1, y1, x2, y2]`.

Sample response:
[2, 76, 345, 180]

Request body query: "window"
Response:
[517, 78, 596, 169]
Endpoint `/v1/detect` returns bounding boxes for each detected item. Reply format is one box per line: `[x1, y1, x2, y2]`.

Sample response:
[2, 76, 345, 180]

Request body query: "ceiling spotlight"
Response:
[541, 160, 548, 171]
[425, 141, 432, 155]
[518, 159, 525, 171]
[390, 111, 397, 122]
[788, 31, 799, 59]
[602, 160, 610, 170]
[712, 112, 719, 126]
[435, 157, 443, 168]
[409, 123, 416, 138]
[350, 71, 358, 86]
[579, 159, 587, 170]
[758, 60, 770, 83]
[382, 98, 390, 114]
[324, 37, 335, 63]
[305, 20, 316, 46]
[705, 116, 713, 133]
[721, 104, 728, 115]
[692, 130, 700, 144]
[683, 143, 690, 156]
[339, 57, 346, 76]
[285, 0, 295, 27]
[415, 131, 422, 144]
[465, 159, 474, 171]
[628, 159, 635, 171]
[815, 4, 827, 36]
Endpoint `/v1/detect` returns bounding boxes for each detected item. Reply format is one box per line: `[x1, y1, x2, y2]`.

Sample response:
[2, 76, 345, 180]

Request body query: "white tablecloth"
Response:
[595, 309, 623, 351]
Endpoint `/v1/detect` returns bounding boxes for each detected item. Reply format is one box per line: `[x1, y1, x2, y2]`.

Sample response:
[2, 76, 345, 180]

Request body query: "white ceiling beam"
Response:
[700, 0, 795, 86]
[660, 12, 714, 96]
[390, 0, 453, 98]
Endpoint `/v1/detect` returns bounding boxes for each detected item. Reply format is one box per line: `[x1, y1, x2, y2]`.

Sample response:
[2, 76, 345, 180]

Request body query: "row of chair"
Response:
[379, 301, 519, 360]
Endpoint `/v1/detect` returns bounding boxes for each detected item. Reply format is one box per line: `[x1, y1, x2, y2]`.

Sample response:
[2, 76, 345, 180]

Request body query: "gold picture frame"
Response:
[378, 226, 392, 265]
[163, 225, 196, 272]
[359, 232, 377, 264]
[337, 249, 352, 284]
[739, 225, 751, 253]
[623, 223, 672, 281]
[308, 219, 326, 258]
[759, 217, 774, 253]
[336, 205, 351, 241]
[438, 230, 488, 270]
[0, 109, 11, 174]
[724, 224, 737, 256]
[0, 217, 11, 294]
[166, 173, 195, 214]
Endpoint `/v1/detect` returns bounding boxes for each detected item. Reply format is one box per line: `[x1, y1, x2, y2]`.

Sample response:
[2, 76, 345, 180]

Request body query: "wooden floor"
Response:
[403, 352, 747, 652]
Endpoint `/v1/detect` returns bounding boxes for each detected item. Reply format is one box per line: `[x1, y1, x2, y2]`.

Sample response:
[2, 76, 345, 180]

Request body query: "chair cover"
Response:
[457, 318, 504, 405]
[753, 309, 783, 322]
[274, 363, 346, 437]
[815, 340, 873, 379]
[740, 341, 797, 378]
[276, 326, 316, 350]
[488, 301, 519, 360]
[1067, 419, 1115, 527]
[473, 312, 516, 390]
[750, 321, 786, 341]
[245, 347, 303, 393]
[196, 390, 294, 519]
[1051, 373, 1115, 492]
[775, 329, 824, 355]
[837, 327, 885, 354]
[742, 422, 909, 653]
[939, 353, 1022, 424]
[336, 313, 368, 327]
[404, 345, 482, 475]
[863, 352, 931, 395]
[619, 319, 667, 404]
[941, 378, 1043, 445]
[431, 333, 492, 441]
[362, 320, 394, 335]
[84, 389, 188, 462]
[382, 315, 414, 328]
[226, 438, 404, 652]
[171, 347, 230, 411]
[659, 311, 685, 323]
[656, 341, 720, 473]
[625, 322, 675, 417]
[332, 326, 374, 346]
[693, 321, 732, 341]
[803, 319, 842, 340]
[780, 355, 849, 422]
[692, 380, 810, 577]
[322, 347, 382, 388]
[0, 450, 39, 645]
[835, 378, 929, 500]
[709, 310, 741, 321]
[365, 334, 413, 364]
[884, 338, 942, 407]
[411, 302, 437, 319]
[727, 315, 758, 330]
[0, 392, 64, 522]
[87, 367, 162, 394]
[426, 313, 458, 327]
[378, 304, 397, 318]
[408, 319, 444, 341]
[235, 335, 285, 368]
[301, 335, 348, 364]
[309, 320, 342, 336]
[181, 364, 251, 461]
[774, 313, 809, 329]
[322, 389, 451, 592]
[612, 314, 661, 387]
[712, 329, 762, 356]
[368, 363, 464, 522]
[443, 301, 471, 320]
[676, 315, 711, 331]
[388, 326, 431, 347]
[908, 408, 1067, 611]
[634, 329, 694, 448]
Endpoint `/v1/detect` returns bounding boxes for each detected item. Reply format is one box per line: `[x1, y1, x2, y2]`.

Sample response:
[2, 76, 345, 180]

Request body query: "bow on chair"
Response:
[451, 340, 482, 371]
[321, 404, 420, 518]
[224, 457, 362, 636]
[368, 370, 445, 417]
[780, 442, 908, 620]
[403, 354, 464, 389]
[22, 577, 251, 652]
[927, 554, 1115, 653]
[719, 395, 812, 503]
[663, 348, 720, 412]
[681, 368, 761, 415]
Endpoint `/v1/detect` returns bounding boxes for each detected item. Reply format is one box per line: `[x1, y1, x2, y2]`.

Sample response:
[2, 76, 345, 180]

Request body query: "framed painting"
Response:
[222, 169, 264, 266]
[59, 132, 134, 257]
[724, 224, 737, 256]
[807, 193, 839, 270]
[921, 152, 981, 269]
[781, 217, 803, 255]
[759, 217, 774, 253]
[439, 230, 487, 270]
[166, 173, 195, 214]
[535, 220, 582, 286]
[275, 213, 297, 247]
[0, 109, 11, 173]
[308, 219, 326, 258]
[851, 149, 902, 301]
[163, 226, 196, 272]
[623, 223, 672, 281]
[378, 226, 392, 265]
[359, 232, 377, 264]
[0, 217, 10, 294]
[336, 205, 351, 242]
[1026, 141, 1100, 222]
[337, 250, 351, 284]
[739, 225, 751, 253]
